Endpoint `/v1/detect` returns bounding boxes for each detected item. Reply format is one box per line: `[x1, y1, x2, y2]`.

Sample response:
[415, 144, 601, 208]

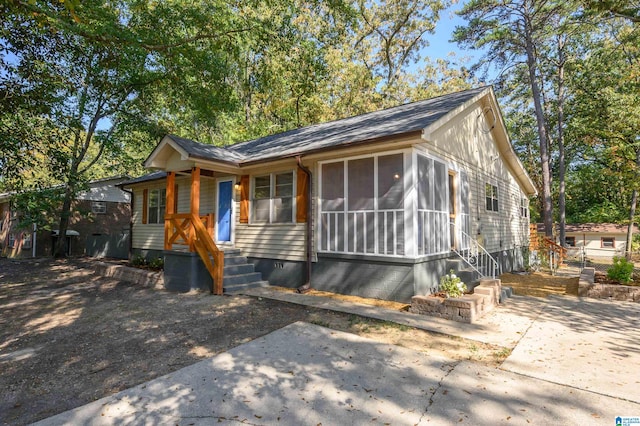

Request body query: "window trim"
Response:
[147, 188, 166, 225]
[22, 232, 32, 249]
[520, 197, 528, 218]
[601, 237, 615, 248]
[565, 236, 576, 247]
[485, 182, 499, 212]
[91, 201, 107, 214]
[250, 170, 296, 224]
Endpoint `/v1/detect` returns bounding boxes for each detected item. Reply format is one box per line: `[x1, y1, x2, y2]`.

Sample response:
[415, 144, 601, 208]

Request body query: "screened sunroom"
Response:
[317, 149, 471, 261]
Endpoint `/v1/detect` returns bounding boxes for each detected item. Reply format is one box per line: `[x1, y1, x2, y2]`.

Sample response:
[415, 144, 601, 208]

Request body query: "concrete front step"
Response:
[224, 281, 270, 294]
[223, 263, 255, 276]
[224, 272, 263, 286]
[219, 248, 267, 292]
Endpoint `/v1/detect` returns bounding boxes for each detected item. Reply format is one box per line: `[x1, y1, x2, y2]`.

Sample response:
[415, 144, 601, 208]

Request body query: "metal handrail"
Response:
[452, 230, 499, 279]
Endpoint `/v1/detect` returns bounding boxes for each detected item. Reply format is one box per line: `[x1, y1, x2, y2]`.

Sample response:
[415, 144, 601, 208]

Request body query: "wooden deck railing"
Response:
[165, 213, 214, 249]
[165, 212, 223, 295]
[543, 237, 567, 266]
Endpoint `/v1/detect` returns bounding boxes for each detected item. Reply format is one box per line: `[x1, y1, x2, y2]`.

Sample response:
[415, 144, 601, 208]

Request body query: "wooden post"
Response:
[190, 167, 201, 249]
[164, 172, 175, 250]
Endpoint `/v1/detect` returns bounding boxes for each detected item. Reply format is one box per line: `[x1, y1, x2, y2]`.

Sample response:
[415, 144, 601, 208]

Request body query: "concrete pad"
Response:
[34, 322, 454, 425]
[427, 361, 640, 425]
[502, 296, 640, 403]
[241, 287, 543, 347]
[35, 321, 640, 426]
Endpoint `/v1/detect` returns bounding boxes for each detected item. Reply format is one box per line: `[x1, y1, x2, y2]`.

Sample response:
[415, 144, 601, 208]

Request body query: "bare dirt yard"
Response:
[0, 258, 511, 425]
[500, 271, 579, 297]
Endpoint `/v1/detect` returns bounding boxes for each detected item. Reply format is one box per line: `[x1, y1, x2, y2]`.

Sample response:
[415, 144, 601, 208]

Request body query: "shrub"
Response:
[130, 254, 147, 267]
[148, 257, 164, 270]
[607, 256, 634, 284]
[439, 270, 467, 298]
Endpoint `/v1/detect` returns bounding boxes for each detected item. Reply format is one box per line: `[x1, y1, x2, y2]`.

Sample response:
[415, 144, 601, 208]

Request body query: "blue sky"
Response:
[419, 1, 496, 83]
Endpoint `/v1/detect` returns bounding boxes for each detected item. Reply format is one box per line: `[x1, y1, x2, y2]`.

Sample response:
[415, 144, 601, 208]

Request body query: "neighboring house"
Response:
[537, 223, 639, 260]
[123, 86, 537, 302]
[0, 176, 131, 258]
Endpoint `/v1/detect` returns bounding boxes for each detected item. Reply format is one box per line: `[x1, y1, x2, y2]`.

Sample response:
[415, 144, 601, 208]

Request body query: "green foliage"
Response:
[607, 256, 634, 284]
[130, 255, 164, 271]
[10, 188, 65, 231]
[439, 270, 467, 298]
[632, 234, 640, 252]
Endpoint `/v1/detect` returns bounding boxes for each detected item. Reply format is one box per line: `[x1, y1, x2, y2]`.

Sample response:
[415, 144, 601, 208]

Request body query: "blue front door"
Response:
[217, 180, 232, 242]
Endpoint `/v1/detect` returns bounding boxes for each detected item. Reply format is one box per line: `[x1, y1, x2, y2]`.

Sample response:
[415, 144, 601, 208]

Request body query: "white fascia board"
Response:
[143, 135, 190, 168]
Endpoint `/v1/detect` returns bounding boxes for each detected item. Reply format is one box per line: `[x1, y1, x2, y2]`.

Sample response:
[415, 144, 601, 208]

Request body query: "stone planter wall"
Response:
[578, 267, 640, 302]
[409, 279, 502, 323]
[93, 261, 164, 289]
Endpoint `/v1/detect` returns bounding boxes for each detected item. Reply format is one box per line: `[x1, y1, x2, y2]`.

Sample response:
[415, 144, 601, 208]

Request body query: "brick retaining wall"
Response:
[578, 267, 640, 302]
[409, 279, 502, 323]
[93, 261, 164, 290]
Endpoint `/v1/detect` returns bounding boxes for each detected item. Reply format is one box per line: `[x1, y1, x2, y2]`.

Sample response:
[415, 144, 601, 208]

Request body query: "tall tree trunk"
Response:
[524, 19, 554, 237]
[557, 35, 567, 247]
[626, 148, 640, 259]
[54, 185, 74, 258]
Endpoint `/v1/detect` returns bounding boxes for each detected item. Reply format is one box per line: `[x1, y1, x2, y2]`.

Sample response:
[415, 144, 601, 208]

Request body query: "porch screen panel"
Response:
[417, 154, 449, 256]
[378, 154, 403, 209]
[320, 154, 405, 256]
[459, 170, 471, 250]
[346, 158, 373, 254]
[348, 158, 374, 210]
[321, 162, 345, 252]
[321, 162, 344, 211]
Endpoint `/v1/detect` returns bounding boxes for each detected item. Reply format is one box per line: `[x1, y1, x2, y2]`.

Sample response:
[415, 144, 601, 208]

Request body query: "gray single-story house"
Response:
[123, 86, 537, 302]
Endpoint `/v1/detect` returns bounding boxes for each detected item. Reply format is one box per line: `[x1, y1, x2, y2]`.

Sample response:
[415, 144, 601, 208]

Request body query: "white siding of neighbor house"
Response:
[567, 233, 628, 259]
[421, 99, 530, 254]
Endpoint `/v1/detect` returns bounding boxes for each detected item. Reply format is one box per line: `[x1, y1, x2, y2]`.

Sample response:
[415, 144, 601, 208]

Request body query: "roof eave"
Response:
[237, 130, 424, 167]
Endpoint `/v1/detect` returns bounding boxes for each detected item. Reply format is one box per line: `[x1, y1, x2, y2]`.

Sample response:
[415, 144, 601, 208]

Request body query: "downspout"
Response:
[296, 156, 312, 293]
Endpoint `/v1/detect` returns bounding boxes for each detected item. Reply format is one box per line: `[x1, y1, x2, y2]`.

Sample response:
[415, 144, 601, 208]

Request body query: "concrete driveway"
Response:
[35, 293, 640, 425]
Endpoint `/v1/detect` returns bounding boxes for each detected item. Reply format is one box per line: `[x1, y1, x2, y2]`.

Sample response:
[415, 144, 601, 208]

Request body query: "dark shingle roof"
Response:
[119, 171, 167, 187]
[169, 135, 246, 164]
[166, 87, 488, 165]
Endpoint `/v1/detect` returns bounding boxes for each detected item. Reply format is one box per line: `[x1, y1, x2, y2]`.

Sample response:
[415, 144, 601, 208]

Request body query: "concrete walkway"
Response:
[35, 288, 640, 425]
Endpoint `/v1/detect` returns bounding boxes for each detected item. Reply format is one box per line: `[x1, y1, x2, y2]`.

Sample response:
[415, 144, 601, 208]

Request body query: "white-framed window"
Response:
[417, 154, 449, 255]
[252, 171, 294, 223]
[148, 188, 166, 224]
[91, 201, 107, 214]
[319, 153, 405, 256]
[485, 183, 499, 212]
[520, 197, 528, 218]
[22, 232, 32, 249]
[601, 237, 615, 248]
